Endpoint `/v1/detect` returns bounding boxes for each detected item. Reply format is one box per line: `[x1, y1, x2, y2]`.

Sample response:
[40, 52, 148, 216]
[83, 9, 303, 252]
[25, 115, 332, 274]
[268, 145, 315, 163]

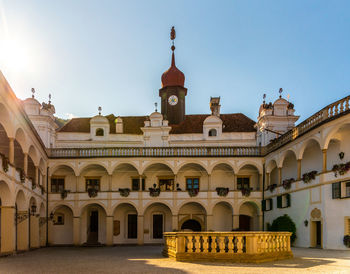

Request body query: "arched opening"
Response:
[51, 165, 76, 193]
[0, 180, 12, 253]
[239, 202, 259, 231]
[79, 164, 109, 193]
[80, 203, 107, 245]
[267, 160, 278, 187]
[326, 124, 350, 170]
[181, 219, 201, 232]
[113, 203, 138, 244]
[143, 203, 172, 243]
[143, 163, 174, 192]
[177, 163, 208, 192]
[178, 202, 206, 231]
[237, 164, 260, 191]
[301, 139, 322, 175]
[281, 150, 297, 181]
[212, 202, 233, 231]
[112, 163, 140, 191]
[95, 128, 104, 136]
[210, 163, 235, 191]
[208, 129, 217, 137]
[29, 197, 39, 248]
[50, 205, 74, 245]
[0, 123, 10, 161]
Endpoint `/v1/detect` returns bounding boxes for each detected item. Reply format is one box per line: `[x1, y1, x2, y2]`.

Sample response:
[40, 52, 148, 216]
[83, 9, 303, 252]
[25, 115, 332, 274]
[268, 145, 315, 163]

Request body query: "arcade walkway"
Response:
[0, 246, 349, 273]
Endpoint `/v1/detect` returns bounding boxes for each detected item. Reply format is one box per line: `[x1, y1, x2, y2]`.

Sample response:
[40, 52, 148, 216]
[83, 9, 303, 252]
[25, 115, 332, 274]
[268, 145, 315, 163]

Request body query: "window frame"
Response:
[85, 177, 101, 191]
[51, 177, 65, 193]
[237, 176, 250, 190]
[158, 177, 174, 191]
[208, 129, 217, 137]
[185, 177, 200, 191]
[131, 177, 146, 191]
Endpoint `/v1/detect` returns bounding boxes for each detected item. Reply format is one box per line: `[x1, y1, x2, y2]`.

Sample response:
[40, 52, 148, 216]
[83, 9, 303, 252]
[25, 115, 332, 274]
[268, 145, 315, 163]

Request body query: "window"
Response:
[208, 129, 217, 136]
[131, 178, 145, 191]
[237, 177, 250, 190]
[86, 178, 100, 191]
[96, 128, 104, 136]
[159, 178, 174, 191]
[186, 178, 199, 190]
[332, 181, 350, 199]
[51, 178, 64, 193]
[277, 194, 291, 208]
[332, 182, 341, 199]
[127, 214, 137, 239]
[262, 198, 273, 211]
[53, 213, 64, 225]
[346, 182, 350, 197]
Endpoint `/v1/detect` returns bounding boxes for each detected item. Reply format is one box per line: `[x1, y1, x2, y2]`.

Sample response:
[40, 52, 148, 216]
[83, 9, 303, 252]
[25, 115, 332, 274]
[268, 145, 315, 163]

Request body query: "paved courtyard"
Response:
[0, 246, 349, 274]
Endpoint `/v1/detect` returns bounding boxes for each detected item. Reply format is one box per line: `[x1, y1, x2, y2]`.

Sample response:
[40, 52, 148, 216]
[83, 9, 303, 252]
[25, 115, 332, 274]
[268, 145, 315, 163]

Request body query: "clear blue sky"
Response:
[0, 0, 349, 122]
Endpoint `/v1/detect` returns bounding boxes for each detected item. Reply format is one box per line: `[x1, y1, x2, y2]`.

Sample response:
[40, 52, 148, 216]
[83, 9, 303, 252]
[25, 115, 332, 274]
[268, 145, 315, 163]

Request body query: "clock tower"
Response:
[159, 27, 187, 125]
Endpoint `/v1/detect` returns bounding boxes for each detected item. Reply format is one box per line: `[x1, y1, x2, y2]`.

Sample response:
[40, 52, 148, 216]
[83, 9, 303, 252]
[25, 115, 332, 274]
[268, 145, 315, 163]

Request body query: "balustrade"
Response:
[163, 232, 292, 263]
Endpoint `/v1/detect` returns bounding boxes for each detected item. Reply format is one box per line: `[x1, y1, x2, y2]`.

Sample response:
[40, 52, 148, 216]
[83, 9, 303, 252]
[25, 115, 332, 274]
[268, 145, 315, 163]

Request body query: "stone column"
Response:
[35, 166, 39, 186]
[17, 213, 29, 251]
[297, 159, 302, 180]
[73, 217, 80, 246]
[259, 215, 263, 231]
[233, 215, 240, 230]
[172, 215, 178, 231]
[106, 216, 114, 246]
[108, 175, 112, 191]
[75, 176, 79, 192]
[322, 149, 327, 172]
[206, 215, 213, 231]
[207, 174, 211, 191]
[137, 215, 144, 245]
[8, 138, 14, 165]
[30, 215, 40, 248]
[278, 167, 282, 185]
[23, 153, 28, 175]
[233, 174, 237, 190]
[139, 176, 143, 191]
[173, 175, 177, 191]
[39, 220, 46, 247]
[1, 206, 15, 254]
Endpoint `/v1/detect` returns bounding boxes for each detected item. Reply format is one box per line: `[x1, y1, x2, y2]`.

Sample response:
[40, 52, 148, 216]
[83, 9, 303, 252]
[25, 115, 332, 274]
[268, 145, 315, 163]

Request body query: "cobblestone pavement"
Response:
[0, 246, 349, 274]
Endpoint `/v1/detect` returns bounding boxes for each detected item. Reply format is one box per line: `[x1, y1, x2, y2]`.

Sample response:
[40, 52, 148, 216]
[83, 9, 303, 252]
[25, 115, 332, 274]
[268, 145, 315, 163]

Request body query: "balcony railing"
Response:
[48, 146, 262, 158]
[266, 95, 350, 153]
[163, 231, 293, 263]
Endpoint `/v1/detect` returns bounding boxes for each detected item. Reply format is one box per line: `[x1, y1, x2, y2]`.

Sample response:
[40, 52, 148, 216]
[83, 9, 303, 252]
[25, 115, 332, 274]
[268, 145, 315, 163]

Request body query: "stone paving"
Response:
[0, 246, 349, 273]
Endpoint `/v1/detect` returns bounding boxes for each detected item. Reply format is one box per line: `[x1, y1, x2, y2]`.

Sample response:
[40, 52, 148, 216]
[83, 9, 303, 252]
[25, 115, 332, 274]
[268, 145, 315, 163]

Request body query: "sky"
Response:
[0, 0, 349, 122]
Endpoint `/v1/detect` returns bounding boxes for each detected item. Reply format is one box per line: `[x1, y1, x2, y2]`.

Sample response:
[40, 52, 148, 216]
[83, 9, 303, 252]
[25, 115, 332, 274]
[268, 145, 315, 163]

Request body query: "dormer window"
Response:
[208, 129, 217, 136]
[96, 128, 104, 136]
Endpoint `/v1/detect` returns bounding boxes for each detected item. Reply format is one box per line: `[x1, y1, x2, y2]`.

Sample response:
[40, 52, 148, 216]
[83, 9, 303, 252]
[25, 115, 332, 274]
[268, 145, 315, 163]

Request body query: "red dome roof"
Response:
[161, 52, 185, 88]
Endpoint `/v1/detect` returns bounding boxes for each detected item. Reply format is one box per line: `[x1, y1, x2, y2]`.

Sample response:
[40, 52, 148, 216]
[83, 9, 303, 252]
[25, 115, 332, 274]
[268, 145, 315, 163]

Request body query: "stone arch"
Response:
[278, 148, 298, 168]
[176, 162, 209, 192]
[300, 138, 323, 175]
[0, 102, 14, 138]
[111, 162, 140, 175]
[28, 145, 39, 166]
[266, 159, 278, 187]
[175, 161, 209, 174]
[50, 163, 77, 177]
[211, 201, 234, 231]
[0, 122, 10, 159]
[0, 180, 13, 206]
[112, 201, 139, 216]
[80, 203, 107, 244]
[141, 163, 175, 192]
[266, 159, 278, 173]
[323, 120, 350, 150]
[50, 204, 74, 245]
[15, 189, 28, 251]
[178, 202, 207, 231]
[238, 201, 260, 231]
[14, 127, 28, 153]
[208, 161, 235, 174]
[111, 163, 140, 191]
[236, 163, 261, 190]
[281, 150, 298, 181]
[237, 161, 262, 174]
[15, 189, 27, 211]
[112, 202, 138, 243]
[140, 161, 175, 175]
[210, 162, 235, 190]
[79, 201, 108, 216]
[78, 164, 110, 192]
[297, 137, 322, 160]
[142, 201, 173, 216]
[78, 162, 109, 176]
[50, 202, 75, 216]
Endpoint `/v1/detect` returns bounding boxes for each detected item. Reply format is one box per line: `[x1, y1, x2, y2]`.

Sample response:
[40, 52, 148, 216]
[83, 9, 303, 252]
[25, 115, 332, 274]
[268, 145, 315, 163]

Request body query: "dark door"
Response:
[90, 211, 98, 233]
[316, 221, 322, 247]
[181, 219, 201, 231]
[128, 214, 137, 239]
[239, 215, 251, 231]
[153, 214, 163, 239]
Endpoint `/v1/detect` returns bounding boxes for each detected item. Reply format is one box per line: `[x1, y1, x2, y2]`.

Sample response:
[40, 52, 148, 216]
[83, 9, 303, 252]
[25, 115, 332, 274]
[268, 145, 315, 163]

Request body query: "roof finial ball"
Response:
[279, 88, 283, 98]
[155, 102, 158, 112]
[98, 106, 102, 116]
[170, 26, 176, 51]
[31, 88, 35, 98]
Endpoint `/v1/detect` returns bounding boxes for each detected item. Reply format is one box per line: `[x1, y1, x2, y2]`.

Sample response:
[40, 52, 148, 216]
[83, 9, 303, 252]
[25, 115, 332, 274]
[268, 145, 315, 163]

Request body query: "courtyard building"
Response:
[0, 28, 349, 255]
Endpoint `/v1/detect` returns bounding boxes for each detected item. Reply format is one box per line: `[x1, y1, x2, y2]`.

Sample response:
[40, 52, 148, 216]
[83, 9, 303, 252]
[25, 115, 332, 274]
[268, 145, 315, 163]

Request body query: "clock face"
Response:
[168, 95, 178, 106]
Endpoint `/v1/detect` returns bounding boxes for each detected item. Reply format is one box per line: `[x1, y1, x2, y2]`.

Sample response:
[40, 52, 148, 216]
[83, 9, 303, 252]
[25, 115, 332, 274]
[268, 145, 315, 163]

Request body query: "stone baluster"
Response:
[202, 235, 209, 253]
[194, 235, 201, 253]
[218, 236, 225, 253]
[228, 236, 234, 253]
[236, 236, 243, 253]
[187, 235, 193, 253]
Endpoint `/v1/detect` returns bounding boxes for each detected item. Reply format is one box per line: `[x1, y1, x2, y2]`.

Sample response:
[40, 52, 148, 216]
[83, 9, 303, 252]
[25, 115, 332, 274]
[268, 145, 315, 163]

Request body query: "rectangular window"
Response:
[186, 178, 199, 190]
[131, 178, 146, 191]
[237, 177, 250, 190]
[262, 198, 273, 211]
[277, 194, 291, 208]
[332, 182, 341, 199]
[159, 179, 174, 191]
[346, 182, 350, 197]
[86, 178, 100, 191]
[53, 213, 64, 225]
[127, 214, 137, 239]
[51, 178, 64, 193]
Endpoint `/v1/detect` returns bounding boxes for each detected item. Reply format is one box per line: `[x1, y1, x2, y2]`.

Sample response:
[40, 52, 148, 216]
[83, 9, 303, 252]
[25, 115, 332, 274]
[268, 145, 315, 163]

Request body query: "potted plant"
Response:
[188, 188, 199, 197]
[282, 178, 295, 190]
[241, 187, 253, 197]
[267, 183, 277, 192]
[119, 188, 130, 197]
[87, 188, 98, 198]
[332, 162, 350, 177]
[1, 153, 9, 173]
[302, 171, 317, 183]
[149, 184, 160, 197]
[60, 189, 70, 199]
[343, 235, 350, 248]
[216, 187, 229, 197]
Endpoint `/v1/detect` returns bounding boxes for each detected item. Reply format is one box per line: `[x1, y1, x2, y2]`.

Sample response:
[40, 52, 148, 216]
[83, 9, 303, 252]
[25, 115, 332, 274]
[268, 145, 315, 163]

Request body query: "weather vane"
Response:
[263, 93, 266, 104]
[279, 88, 283, 98]
[98, 106, 102, 115]
[170, 26, 176, 51]
[31, 88, 35, 98]
[48, 93, 52, 105]
[155, 102, 158, 112]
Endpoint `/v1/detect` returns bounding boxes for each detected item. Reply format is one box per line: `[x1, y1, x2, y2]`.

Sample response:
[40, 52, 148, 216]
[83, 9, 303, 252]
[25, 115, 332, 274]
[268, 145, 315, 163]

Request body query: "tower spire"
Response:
[171, 26, 176, 67]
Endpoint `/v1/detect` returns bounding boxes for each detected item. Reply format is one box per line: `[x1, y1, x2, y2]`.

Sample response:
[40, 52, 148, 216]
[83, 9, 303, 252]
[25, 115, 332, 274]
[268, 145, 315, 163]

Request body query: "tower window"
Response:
[96, 128, 104, 136]
[208, 129, 217, 136]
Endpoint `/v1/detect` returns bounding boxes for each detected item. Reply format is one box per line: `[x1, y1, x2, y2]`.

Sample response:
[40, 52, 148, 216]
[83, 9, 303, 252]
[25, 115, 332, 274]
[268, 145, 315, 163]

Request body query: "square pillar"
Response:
[322, 149, 327, 172]
[206, 215, 213, 231]
[106, 216, 114, 246]
[137, 215, 144, 245]
[35, 166, 39, 186]
[172, 215, 178, 231]
[73, 217, 80, 246]
[1, 206, 15, 254]
[24, 153, 28, 175]
[233, 215, 240, 230]
[39, 220, 46, 247]
[297, 159, 302, 180]
[278, 167, 282, 185]
[17, 213, 29, 251]
[8, 138, 14, 165]
[30, 215, 40, 248]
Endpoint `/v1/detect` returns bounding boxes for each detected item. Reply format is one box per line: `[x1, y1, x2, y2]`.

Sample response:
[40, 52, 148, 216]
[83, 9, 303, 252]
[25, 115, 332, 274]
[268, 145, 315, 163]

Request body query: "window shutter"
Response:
[286, 193, 291, 207]
[262, 200, 266, 211]
[277, 196, 282, 208]
[332, 182, 341, 199]
[269, 198, 273, 210]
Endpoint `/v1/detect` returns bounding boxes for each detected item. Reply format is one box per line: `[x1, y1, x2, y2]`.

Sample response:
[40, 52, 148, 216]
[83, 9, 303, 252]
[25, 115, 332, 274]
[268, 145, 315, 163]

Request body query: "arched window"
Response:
[208, 129, 217, 136]
[96, 128, 104, 136]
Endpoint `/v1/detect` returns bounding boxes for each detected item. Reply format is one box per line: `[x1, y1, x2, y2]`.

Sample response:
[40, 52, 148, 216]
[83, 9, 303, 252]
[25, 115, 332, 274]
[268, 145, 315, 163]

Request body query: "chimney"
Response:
[210, 97, 221, 117]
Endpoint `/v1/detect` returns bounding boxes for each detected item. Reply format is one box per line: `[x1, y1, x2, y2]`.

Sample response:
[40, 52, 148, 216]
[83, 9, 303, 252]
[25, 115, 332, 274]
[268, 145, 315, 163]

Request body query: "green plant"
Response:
[216, 187, 229, 197]
[282, 178, 295, 190]
[267, 183, 277, 192]
[188, 188, 199, 197]
[149, 184, 160, 197]
[241, 187, 252, 197]
[344, 235, 350, 248]
[268, 214, 297, 243]
[332, 162, 350, 177]
[1, 153, 9, 172]
[119, 188, 130, 197]
[302, 171, 317, 183]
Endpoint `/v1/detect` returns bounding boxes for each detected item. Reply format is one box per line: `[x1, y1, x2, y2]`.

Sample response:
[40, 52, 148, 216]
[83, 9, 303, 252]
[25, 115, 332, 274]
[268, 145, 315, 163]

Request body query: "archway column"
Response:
[17, 212, 29, 251]
[297, 159, 302, 180]
[106, 216, 113, 246]
[278, 167, 282, 185]
[23, 153, 28, 175]
[30, 215, 40, 248]
[8, 138, 14, 165]
[172, 215, 178, 231]
[73, 216, 80, 245]
[39, 219, 46, 247]
[1, 206, 15, 254]
[322, 149, 327, 172]
[35, 166, 39, 186]
[207, 215, 213, 231]
[233, 214, 239, 230]
[137, 215, 144, 245]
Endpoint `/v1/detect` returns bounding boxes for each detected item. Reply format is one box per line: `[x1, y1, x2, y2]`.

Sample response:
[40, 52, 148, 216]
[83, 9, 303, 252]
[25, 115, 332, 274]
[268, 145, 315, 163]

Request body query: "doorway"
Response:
[153, 214, 163, 239]
[181, 219, 201, 231]
[311, 221, 322, 248]
[239, 215, 251, 231]
[88, 211, 98, 244]
[127, 214, 137, 239]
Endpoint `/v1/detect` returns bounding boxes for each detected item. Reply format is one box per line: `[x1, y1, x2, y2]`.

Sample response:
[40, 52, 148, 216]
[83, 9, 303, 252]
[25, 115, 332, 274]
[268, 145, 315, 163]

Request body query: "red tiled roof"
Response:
[58, 113, 256, 134]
